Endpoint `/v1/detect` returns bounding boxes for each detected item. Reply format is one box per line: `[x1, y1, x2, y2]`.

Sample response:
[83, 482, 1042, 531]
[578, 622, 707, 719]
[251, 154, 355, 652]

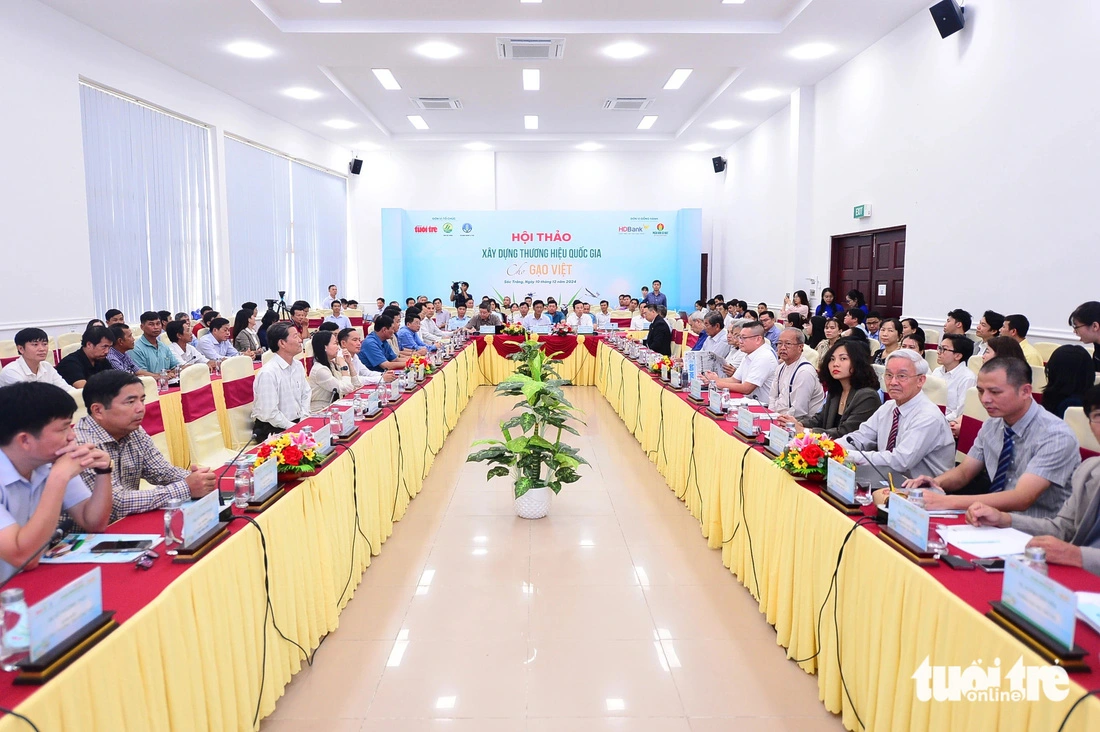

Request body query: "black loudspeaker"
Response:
[712, 156, 727, 174]
[929, 0, 965, 39]
[349, 158, 363, 175]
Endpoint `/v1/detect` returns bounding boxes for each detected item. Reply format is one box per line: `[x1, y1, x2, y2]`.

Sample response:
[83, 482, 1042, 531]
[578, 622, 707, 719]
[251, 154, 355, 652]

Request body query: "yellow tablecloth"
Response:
[596, 343, 1100, 731]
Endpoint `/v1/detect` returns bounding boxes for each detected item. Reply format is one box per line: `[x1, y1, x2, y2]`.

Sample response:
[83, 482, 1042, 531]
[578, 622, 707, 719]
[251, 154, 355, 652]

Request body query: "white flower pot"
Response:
[514, 485, 552, 519]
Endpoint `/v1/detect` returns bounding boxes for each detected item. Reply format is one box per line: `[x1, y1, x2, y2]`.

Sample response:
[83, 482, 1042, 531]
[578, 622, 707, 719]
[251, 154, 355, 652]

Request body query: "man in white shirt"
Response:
[195, 318, 241, 361]
[418, 302, 448, 344]
[704, 321, 777, 402]
[932, 333, 977, 433]
[721, 323, 746, 375]
[974, 310, 1004, 358]
[0, 329, 74, 392]
[522, 300, 553, 331]
[450, 304, 471, 330]
[251, 322, 310, 439]
[337, 327, 391, 385]
[687, 310, 705, 337]
[164, 321, 215, 372]
[324, 300, 352, 330]
[696, 312, 731, 360]
[322, 284, 339, 310]
[629, 301, 648, 331]
[432, 298, 451, 329]
[839, 349, 956, 483]
[566, 301, 596, 329]
[769, 328, 825, 420]
[594, 301, 614, 330]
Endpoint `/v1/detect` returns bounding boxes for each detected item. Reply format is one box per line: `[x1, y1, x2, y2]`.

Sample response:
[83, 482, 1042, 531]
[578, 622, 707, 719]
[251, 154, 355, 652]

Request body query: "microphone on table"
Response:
[0, 528, 65, 594]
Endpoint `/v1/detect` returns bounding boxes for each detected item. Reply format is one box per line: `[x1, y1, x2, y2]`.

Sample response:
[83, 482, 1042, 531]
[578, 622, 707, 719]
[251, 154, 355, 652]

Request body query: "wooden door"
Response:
[830, 226, 906, 319]
[700, 253, 709, 301]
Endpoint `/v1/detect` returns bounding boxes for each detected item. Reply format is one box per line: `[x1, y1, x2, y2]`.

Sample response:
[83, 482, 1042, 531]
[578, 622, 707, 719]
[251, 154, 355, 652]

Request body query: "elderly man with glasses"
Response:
[768, 327, 825, 420]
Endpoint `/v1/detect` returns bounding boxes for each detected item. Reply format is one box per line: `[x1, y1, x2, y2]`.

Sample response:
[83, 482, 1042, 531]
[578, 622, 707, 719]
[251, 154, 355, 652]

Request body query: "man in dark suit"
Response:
[642, 304, 673, 356]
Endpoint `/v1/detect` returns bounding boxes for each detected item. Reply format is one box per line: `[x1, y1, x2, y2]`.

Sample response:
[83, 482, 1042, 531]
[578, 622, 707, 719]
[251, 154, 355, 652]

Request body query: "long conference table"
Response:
[2, 335, 1100, 731]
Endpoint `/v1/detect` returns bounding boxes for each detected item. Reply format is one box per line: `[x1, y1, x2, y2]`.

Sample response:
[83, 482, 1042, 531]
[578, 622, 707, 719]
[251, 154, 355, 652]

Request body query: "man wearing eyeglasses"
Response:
[966, 386, 1100, 575]
[839, 349, 955, 483]
[932, 334, 977, 436]
[704, 321, 777, 402]
[1069, 301, 1100, 373]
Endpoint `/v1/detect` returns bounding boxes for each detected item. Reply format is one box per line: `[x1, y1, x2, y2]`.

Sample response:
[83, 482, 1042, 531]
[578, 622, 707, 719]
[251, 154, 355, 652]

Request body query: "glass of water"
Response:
[927, 523, 947, 557]
[854, 483, 873, 506]
[163, 498, 185, 555]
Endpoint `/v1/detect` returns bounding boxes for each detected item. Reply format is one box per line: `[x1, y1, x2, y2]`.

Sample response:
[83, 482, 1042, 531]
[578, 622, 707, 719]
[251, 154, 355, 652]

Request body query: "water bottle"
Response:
[233, 460, 253, 508]
[300, 425, 313, 439]
[0, 588, 30, 671]
[163, 498, 185, 554]
[352, 393, 364, 419]
[721, 388, 732, 412]
[1024, 546, 1049, 576]
[707, 378, 718, 396]
[329, 407, 343, 434]
[158, 370, 168, 392]
[906, 487, 925, 509]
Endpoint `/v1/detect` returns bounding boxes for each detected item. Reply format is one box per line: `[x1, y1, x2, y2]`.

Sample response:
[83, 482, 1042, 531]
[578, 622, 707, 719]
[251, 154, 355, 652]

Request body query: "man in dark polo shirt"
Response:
[56, 326, 115, 388]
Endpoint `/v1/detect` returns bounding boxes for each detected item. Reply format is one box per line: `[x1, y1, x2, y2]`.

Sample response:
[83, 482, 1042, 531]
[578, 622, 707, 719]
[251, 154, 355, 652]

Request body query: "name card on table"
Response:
[27, 568, 103, 662]
[768, 425, 791, 455]
[578, 325, 595, 334]
[182, 490, 220, 548]
[339, 407, 355, 436]
[689, 378, 703, 401]
[479, 326, 496, 335]
[533, 325, 551, 334]
[313, 423, 332, 454]
[826, 459, 857, 503]
[707, 388, 723, 416]
[252, 456, 278, 501]
[1002, 556, 1078, 650]
[887, 494, 930, 551]
[737, 407, 756, 436]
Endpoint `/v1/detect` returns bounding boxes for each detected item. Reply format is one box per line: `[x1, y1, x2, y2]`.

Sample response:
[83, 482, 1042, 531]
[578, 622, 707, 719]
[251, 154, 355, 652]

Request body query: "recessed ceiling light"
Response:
[524, 115, 539, 130]
[709, 119, 742, 130]
[523, 69, 540, 91]
[372, 69, 401, 90]
[663, 69, 693, 90]
[226, 41, 274, 59]
[464, 142, 492, 151]
[407, 115, 429, 130]
[685, 143, 713, 152]
[637, 115, 658, 130]
[743, 88, 784, 102]
[576, 142, 603, 151]
[789, 42, 837, 60]
[602, 41, 646, 60]
[324, 119, 356, 130]
[283, 87, 321, 100]
[415, 41, 462, 60]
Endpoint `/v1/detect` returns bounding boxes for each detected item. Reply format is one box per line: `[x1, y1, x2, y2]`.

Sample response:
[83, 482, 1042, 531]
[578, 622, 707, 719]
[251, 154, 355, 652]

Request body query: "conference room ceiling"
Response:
[41, 0, 932, 153]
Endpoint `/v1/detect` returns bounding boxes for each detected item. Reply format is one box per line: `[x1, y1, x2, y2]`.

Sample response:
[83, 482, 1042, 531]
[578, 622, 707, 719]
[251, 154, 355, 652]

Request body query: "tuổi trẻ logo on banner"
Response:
[911, 656, 1070, 703]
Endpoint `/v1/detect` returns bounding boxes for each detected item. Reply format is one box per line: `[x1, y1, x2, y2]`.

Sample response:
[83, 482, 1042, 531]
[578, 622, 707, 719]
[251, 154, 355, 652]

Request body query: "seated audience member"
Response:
[157, 310, 173, 328]
[466, 302, 503, 332]
[325, 300, 353, 331]
[308, 331, 361, 412]
[999, 314, 1044, 368]
[982, 334, 1028, 368]
[450, 304, 471, 330]
[1069, 301, 1100, 372]
[418, 302, 448, 344]
[165, 320, 212, 371]
[105, 324, 152, 377]
[193, 309, 218, 337]
[196, 317, 241, 361]
[516, 302, 531, 324]
[839, 349, 955, 482]
[966, 386, 1100, 574]
[732, 301, 749, 320]
[905, 357, 1080, 518]
[257, 309, 279, 350]
[815, 318, 841, 362]
[944, 308, 972, 336]
[290, 300, 312, 340]
[694, 300, 706, 313]
[696, 312, 731, 360]
[742, 309, 759, 322]
[780, 290, 810, 322]
[318, 322, 339, 333]
[845, 290, 868, 314]
[322, 284, 339, 310]
[756, 302, 768, 315]
[594, 301, 613, 330]
[174, 312, 191, 329]
[426, 298, 448, 330]
[406, 297, 417, 309]
[1042, 345, 1097, 419]
[629, 301, 647, 330]
[251, 323, 310, 439]
[777, 338, 881, 438]
[0, 328, 73, 391]
[864, 311, 882, 345]
[567, 300, 596, 329]
[231, 309, 261, 357]
[769, 328, 825, 420]
[241, 302, 259, 318]
[337, 328, 390, 385]
[720, 324, 746, 375]
[397, 311, 433, 354]
[507, 303, 522, 323]
[687, 311, 706, 339]
[842, 308, 867, 336]
[374, 297, 386, 316]
[704, 321, 777, 401]
[932, 334, 977, 434]
[901, 331, 926, 353]
[642, 304, 673, 356]
[0, 382, 113, 582]
[815, 288, 841, 318]
[75, 371, 216, 520]
[618, 294, 631, 309]
[723, 303, 740, 329]
[546, 300, 565, 325]
[759, 311, 781, 349]
[104, 309, 126, 326]
[360, 314, 406, 372]
[523, 300, 553, 330]
[524, 296, 534, 308]
[57, 326, 116, 388]
[974, 310, 1005, 357]
[86, 319, 106, 331]
[899, 318, 919, 338]
[872, 318, 903, 365]
[130, 312, 181, 377]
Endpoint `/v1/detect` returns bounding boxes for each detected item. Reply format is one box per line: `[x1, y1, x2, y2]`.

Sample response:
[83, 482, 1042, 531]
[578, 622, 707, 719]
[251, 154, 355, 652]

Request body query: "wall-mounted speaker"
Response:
[929, 0, 965, 39]
[349, 158, 363, 175]
[712, 156, 727, 174]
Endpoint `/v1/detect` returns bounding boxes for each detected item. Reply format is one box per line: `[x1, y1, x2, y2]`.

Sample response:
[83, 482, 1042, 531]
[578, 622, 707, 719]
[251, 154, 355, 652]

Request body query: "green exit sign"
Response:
[853, 204, 872, 219]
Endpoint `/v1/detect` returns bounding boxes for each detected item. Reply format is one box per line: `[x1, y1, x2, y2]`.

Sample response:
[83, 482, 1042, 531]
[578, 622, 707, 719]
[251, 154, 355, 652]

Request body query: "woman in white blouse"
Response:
[308, 330, 360, 412]
[232, 309, 261, 357]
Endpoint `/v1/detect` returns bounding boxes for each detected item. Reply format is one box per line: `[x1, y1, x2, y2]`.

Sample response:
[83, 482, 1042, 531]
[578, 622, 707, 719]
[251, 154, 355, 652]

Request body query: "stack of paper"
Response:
[1077, 592, 1100, 634]
[937, 524, 1032, 559]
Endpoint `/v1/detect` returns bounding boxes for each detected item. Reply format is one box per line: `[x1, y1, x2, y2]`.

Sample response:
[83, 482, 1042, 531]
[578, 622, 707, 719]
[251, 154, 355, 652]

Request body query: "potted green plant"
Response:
[467, 340, 588, 518]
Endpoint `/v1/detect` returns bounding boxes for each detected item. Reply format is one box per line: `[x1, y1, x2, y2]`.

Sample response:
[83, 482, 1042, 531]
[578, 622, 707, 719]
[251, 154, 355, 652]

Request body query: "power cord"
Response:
[0, 706, 39, 732]
[721, 450, 752, 543]
[1057, 688, 1100, 731]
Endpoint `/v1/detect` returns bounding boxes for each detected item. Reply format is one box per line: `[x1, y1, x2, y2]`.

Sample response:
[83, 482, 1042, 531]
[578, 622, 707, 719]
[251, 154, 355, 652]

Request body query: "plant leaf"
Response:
[486, 466, 511, 480]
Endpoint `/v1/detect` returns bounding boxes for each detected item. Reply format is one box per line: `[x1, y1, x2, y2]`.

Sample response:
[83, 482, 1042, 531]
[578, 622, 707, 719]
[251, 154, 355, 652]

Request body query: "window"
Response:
[79, 83, 215, 317]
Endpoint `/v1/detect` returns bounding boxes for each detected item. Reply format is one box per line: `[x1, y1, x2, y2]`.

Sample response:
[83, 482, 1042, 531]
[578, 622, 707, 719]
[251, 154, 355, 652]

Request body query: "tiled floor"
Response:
[263, 386, 841, 732]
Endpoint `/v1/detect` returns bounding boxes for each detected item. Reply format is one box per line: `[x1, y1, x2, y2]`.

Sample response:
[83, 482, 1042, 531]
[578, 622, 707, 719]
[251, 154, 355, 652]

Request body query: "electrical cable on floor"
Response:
[1057, 688, 1100, 731]
[384, 400, 414, 522]
[0, 706, 39, 732]
[722, 450, 751, 543]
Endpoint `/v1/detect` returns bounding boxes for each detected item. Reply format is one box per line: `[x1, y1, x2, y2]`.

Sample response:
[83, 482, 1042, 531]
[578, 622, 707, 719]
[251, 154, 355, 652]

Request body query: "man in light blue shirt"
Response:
[324, 300, 352, 330]
[130, 311, 180, 375]
[759, 311, 781, 350]
[450, 304, 471, 330]
[195, 318, 240, 361]
[360, 314, 406, 372]
[397, 311, 434, 353]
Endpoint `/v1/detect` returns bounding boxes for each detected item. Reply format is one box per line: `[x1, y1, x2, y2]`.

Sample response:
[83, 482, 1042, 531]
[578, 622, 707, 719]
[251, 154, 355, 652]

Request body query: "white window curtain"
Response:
[79, 83, 214, 317]
[224, 137, 347, 310]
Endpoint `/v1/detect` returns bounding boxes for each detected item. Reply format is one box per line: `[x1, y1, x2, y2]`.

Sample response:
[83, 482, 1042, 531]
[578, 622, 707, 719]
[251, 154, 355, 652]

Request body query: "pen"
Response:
[71, 539, 85, 552]
[888, 473, 896, 492]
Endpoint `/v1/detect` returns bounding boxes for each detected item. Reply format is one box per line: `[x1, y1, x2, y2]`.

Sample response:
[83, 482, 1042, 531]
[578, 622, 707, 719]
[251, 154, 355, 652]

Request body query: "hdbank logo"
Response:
[618, 226, 644, 234]
[442, 223, 454, 234]
[462, 223, 473, 234]
[654, 222, 669, 235]
[414, 225, 438, 234]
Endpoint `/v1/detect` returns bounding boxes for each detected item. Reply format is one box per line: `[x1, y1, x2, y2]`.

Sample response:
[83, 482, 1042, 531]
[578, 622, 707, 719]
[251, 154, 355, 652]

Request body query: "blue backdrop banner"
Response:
[380, 209, 702, 311]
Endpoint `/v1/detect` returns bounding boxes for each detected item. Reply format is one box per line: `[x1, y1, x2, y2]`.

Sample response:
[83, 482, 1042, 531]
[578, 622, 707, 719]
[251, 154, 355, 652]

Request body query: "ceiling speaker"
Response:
[349, 158, 363, 175]
[929, 0, 965, 39]
[712, 156, 727, 174]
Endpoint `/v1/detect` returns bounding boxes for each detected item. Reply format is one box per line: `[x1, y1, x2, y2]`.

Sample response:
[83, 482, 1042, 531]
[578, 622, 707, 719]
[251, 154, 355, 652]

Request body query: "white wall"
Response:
[0, 0, 348, 337]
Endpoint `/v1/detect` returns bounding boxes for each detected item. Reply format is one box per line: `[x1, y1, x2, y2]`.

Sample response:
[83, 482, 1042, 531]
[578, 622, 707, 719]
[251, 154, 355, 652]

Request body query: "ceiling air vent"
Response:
[411, 97, 463, 111]
[496, 38, 566, 61]
[603, 98, 654, 111]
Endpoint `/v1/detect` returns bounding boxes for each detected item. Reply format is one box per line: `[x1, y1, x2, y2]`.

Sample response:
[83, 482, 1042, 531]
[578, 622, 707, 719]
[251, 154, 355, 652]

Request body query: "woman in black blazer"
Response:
[776, 337, 881, 438]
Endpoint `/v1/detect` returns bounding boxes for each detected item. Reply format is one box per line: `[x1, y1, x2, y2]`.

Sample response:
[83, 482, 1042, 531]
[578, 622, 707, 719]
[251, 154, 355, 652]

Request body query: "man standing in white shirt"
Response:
[324, 300, 352, 330]
[251, 322, 310, 440]
[0, 329, 74, 392]
[418, 302, 448, 345]
[522, 300, 553, 331]
[322, 284, 339, 310]
[566, 301, 595, 329]
[337, 328, 393, 385]
[932, 334, 977, 435]
[704, 321, 777, 402]
[594, 300, 614, 330]
[769, 328, 825, 420]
